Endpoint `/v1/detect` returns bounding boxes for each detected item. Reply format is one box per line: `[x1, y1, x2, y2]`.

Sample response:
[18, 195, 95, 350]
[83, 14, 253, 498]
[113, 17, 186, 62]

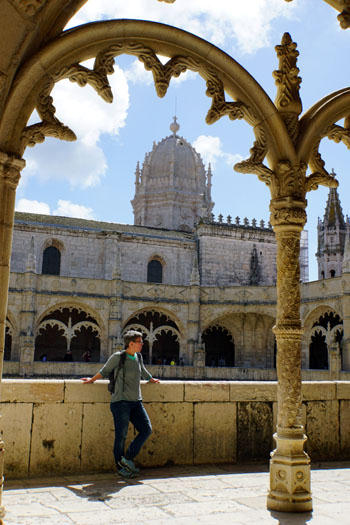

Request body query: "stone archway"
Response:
[1, 9, 350, 516]
[123, 310, 180, 365]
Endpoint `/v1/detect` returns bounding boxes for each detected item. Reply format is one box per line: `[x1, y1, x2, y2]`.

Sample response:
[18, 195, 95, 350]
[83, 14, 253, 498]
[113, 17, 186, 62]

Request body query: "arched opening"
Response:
[124, 310, 180, 364]
[35, 306, 100, 361]
[42, 246, 61, 275]
[202, 325, 235, 367]
[309, 330, 328, 369]
[147, 259, 163, 283]
[321, 271, 325, 279]
[308, 310, 343, 370]
[330, 269, 335, 278]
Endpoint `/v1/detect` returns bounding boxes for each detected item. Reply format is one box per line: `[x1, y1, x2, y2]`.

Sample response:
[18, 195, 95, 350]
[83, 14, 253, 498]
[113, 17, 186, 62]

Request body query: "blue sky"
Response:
[15, 1, 350, 281]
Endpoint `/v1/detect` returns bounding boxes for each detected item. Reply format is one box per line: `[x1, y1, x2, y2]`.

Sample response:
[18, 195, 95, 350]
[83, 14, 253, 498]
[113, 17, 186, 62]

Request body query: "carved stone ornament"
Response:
[0, 151, 25, 188]
[338, 1, 350, 29]
[273, 32, 302, 144]
[11, 0, 46, 16]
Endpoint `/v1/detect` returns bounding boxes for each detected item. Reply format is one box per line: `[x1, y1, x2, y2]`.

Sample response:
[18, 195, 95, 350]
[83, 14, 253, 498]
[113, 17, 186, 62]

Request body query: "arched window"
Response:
[147, 259, 163, 283]
[42, 246, 61, 275]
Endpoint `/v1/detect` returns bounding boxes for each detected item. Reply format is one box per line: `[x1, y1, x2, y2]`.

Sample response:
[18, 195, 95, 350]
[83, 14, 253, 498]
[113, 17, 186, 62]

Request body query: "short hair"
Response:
[124, 329, 143, 348]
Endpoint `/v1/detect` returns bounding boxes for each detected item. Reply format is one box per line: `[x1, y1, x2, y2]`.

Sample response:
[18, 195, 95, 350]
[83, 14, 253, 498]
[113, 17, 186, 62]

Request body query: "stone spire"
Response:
[25, 236, 36, 272]
[317, 180, 347, 279]
[323, 182, 345, 229]
[134, 161, 141, 189]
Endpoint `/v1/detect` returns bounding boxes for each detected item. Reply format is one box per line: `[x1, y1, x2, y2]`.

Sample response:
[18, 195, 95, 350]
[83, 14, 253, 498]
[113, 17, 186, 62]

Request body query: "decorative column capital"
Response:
[269, 198, 307, 232]
[0, 151, 25, 188]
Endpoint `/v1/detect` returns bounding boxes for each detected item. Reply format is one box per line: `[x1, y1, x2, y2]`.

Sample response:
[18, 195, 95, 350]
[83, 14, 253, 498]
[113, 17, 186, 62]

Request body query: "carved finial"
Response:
[170, 115, 180, 135]
[227, 215, 232, 224]
[235, 216, 240, 225]
[273, 32, 302, 143]
[135, 161, 141, 186]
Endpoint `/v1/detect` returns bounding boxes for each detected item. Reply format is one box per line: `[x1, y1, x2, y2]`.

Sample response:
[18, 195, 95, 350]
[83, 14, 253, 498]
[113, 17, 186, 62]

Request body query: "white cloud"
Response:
[16, 198, 51, 215]
[52, 64, 129, 147]
[193, 135, 243, 167]
[21, 64, 129, 189]
[15, 198, 96, 220]
[67, 0, 298, 55]
[53, 200, 95, 220]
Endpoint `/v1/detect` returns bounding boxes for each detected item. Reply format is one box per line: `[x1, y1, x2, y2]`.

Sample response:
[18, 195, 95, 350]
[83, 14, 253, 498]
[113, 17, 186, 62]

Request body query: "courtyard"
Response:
[4, 462, 350, 524]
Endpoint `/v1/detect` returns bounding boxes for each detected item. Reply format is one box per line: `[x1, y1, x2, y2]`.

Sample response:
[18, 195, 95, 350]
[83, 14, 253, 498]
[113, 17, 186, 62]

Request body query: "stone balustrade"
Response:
[1, 380, 350, 479]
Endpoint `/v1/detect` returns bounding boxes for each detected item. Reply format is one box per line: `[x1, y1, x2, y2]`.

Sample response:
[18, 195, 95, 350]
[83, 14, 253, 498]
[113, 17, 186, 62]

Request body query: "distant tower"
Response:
[131, 117, 214, 231]
[316, 182, 349, 279]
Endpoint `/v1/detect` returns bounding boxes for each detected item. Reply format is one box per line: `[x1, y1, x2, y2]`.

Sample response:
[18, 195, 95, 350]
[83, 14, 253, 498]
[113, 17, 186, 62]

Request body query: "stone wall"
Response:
[1, 380, 350, 479]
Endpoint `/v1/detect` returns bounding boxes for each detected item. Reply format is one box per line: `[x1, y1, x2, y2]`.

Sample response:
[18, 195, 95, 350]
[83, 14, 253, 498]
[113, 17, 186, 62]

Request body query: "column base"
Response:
[267, 447, 312, 512]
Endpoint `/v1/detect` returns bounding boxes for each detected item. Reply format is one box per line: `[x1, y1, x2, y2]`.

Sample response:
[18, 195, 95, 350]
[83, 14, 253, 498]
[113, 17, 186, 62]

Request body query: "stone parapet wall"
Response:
[1, 380, 350, 480]
[4, 362, 349, 381]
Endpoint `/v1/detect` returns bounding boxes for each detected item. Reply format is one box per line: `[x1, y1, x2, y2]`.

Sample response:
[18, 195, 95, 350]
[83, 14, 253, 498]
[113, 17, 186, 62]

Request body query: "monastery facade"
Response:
[4, 121, 350, 378]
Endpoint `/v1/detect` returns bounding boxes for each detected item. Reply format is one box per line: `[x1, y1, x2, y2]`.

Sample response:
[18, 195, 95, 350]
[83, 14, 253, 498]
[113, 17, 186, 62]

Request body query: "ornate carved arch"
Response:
[0, 19, 294, 174]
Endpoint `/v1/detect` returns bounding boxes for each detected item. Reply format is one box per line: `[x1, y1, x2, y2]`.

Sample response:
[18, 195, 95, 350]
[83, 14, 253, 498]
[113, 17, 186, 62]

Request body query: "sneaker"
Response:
[119, 456, 140, 474]
[117, 466, 137, 479]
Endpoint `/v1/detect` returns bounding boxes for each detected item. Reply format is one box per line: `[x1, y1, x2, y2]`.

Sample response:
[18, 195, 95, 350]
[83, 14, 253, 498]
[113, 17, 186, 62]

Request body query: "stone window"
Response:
[147, 259, 163, 283]
[42, 246, 61, 275]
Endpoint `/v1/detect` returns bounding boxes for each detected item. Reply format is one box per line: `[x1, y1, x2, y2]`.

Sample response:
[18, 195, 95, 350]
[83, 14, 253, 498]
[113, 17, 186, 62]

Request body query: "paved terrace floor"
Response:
[3, 462, 350, 524]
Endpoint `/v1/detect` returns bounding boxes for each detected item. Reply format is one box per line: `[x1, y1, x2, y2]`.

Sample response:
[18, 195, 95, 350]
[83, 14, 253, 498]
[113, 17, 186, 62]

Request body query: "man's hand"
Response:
[81, 377, 94, 383]
[149, 377, 160, 383]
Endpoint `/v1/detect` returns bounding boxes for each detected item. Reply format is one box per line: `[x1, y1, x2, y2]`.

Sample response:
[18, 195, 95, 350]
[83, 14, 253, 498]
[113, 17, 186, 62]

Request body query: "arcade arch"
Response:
[34, 305, 101, 362]
[1, 8, 350, 515]
[123, 309, 181, 365]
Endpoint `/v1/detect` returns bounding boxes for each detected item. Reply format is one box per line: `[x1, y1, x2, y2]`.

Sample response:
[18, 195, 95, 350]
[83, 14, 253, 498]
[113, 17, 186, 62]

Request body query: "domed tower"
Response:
[131, 118, 214, 231]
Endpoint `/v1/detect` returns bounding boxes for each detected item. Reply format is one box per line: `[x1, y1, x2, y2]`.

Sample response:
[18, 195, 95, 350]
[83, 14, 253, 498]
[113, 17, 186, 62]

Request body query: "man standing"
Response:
[81, 330, 159, 478]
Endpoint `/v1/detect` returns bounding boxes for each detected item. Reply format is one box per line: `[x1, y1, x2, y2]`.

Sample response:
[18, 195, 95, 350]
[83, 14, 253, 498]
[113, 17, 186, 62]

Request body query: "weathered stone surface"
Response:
[237, 402, 273, 462]
[184, 382, 229, 402]
[194, 402, 236, 464]
[230, 382, 276, 402]
[305, 400, 340, 460]
[65, 380, 110, 403]
[302, 382, 336, 401]
[81, 403, 115, 471]
[1, 380, 64, 403]
[138, 402, 193, 466]
[337, 381, 350, 400]
[30, 403, 82, 476]
[142, 381, 184, 402]
[0, 403, 32, 478]
[340, 400, 350, 459]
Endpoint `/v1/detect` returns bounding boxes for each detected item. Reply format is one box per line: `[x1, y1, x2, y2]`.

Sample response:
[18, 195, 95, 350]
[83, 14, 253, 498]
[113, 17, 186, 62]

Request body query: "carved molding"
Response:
[273, 32, 302, 143]
[11, 0, 46, 16]
[0, 151, 25, 188]
[327, 122, 350, 148]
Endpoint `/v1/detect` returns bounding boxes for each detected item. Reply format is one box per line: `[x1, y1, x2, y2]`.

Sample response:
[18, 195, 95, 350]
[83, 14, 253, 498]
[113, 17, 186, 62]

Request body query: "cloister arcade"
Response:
[1, 0, 350, 518]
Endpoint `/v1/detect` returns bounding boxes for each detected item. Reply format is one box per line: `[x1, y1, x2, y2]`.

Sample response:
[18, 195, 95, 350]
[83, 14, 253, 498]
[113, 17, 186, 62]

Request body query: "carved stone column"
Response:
[267, 197, 312, 512]
[0, 151, 25, 523]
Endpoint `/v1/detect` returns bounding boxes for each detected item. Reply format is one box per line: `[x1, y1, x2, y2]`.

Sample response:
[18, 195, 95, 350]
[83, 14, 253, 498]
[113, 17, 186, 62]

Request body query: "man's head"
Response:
[124, 330, 144, 353]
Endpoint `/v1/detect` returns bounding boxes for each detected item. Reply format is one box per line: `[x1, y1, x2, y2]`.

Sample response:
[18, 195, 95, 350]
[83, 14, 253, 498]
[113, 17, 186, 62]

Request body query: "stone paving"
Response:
[3, 462, 350, 524]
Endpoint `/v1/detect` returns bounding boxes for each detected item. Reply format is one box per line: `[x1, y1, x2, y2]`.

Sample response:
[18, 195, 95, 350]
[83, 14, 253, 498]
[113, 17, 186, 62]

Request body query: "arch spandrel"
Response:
[0, 19, 294, 165]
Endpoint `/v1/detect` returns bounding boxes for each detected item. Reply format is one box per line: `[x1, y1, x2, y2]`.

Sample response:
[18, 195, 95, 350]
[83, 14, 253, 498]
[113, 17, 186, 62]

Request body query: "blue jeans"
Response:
[110, 400, 152, 467]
